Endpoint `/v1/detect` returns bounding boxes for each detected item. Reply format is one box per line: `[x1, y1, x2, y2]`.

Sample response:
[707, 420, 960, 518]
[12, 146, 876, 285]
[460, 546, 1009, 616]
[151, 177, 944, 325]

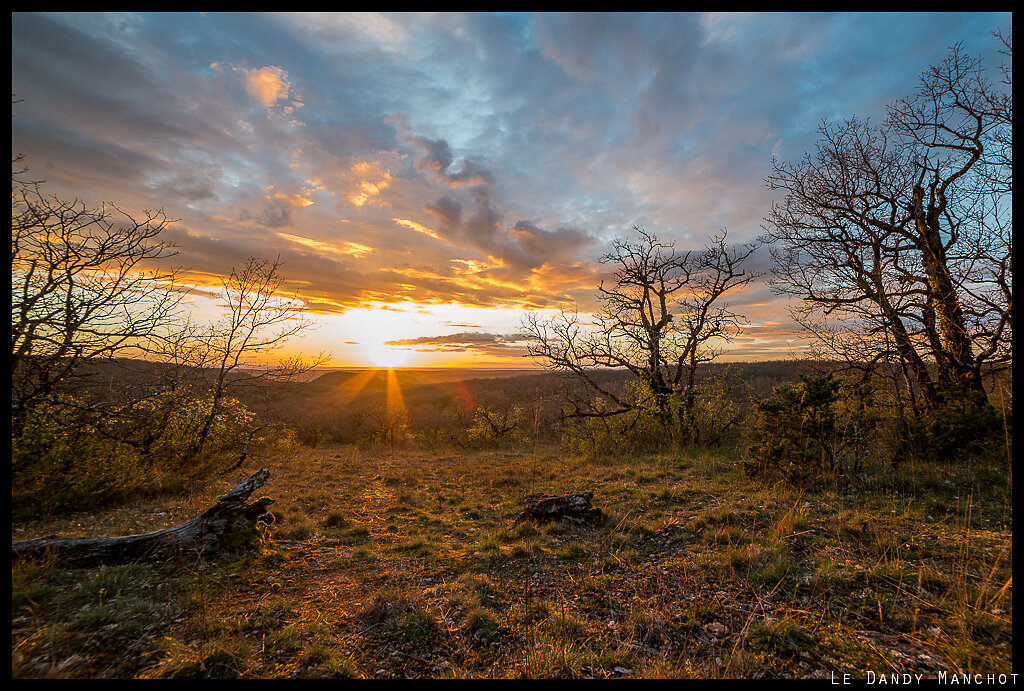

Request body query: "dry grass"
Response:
[11, 443, 1012, 679]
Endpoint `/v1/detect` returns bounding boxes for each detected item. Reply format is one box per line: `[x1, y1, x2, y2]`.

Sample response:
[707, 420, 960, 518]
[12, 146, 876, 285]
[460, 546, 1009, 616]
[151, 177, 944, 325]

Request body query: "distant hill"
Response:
[34, 357, 819, 419]
[307, 366, 543, 384]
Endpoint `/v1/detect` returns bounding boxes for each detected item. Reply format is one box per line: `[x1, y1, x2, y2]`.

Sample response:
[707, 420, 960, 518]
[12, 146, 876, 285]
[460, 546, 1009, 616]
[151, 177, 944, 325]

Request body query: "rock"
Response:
[705, 622, 729, 637]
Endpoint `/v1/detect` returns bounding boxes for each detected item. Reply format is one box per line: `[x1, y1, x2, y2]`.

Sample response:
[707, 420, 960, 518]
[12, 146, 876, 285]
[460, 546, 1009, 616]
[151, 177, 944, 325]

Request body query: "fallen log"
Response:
[518, 491, 603, 525]
[11, 467, 274, 567]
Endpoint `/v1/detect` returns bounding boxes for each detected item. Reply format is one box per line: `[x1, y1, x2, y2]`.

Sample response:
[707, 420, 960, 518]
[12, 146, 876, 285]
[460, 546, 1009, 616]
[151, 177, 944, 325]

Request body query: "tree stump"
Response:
[518, 491, 603, 525]
[11, 467, 275, 567]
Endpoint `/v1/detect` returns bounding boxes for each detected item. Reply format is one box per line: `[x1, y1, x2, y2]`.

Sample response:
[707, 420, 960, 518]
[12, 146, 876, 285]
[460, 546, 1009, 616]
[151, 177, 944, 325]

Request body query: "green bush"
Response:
[142, 394, 256, 476]
[12, 392, 296, 517]
[467, 404, 526, 446]
[560, 379, 688, 458]
[906, 384, 1006, 464]
[743, 373, 843, 486]
[560, 371, 755, 458]
[689, 365, 755, 448]
[11, 400, 157, 517]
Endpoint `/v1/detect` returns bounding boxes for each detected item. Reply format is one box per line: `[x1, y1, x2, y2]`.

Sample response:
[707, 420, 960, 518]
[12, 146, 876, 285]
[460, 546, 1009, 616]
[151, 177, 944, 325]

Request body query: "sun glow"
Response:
[287, 301, 544, 369]
[365, 342, 415, 368]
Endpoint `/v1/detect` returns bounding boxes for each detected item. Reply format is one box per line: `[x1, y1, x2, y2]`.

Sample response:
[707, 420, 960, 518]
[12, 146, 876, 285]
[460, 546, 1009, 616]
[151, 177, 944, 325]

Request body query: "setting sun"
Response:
[364, 342, 416, 369]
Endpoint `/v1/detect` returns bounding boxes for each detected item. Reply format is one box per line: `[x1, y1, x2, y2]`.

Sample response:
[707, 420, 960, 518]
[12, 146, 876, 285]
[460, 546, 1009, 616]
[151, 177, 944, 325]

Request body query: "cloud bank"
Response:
[11, 12, 1010, 362]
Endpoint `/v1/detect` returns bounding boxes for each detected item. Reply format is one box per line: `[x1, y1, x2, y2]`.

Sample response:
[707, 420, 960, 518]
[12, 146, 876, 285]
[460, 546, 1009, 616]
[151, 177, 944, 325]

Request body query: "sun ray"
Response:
[385, 367, 407, 422]
[331, 368, 378, 407]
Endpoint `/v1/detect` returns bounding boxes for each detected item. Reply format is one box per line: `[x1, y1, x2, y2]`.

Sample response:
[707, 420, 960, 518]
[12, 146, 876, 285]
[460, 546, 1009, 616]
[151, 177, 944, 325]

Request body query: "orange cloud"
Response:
[347, 160, 392, 207]
[276, 232, 374, 258]
[393, 218, 442, 240]
[209, 62, 302, 121]
[244, 65, 290, 106]
[269, 191, 315, 208]
[384, 331, 530, 358]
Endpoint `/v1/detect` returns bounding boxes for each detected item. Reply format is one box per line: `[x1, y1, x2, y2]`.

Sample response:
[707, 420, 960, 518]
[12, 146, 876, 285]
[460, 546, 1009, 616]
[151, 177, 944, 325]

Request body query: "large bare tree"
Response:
[523, 227, 758, 440]
[11, 174, 181, 425]
[763, 34, 1012, 411]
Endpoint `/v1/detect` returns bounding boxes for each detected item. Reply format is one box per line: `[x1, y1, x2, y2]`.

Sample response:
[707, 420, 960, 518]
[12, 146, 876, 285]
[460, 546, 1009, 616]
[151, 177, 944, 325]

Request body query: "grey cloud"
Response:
[510, 220, 597, 264]
[399, 122, 495, 188]
[385, 331, 530, 356]
[410, 133, 455, 177]
[255, 205, 292, 228]
[149, 172, 220, 203]
[447, 159, 494, 187]
[425, 196, 463, 227]
[462, 188, 502, 245]
[403, 126, 596, 274]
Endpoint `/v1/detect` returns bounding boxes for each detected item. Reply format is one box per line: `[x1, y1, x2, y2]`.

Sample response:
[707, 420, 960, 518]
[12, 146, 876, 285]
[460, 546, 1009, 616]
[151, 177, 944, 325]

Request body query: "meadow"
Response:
[11, 365, 1013, 679]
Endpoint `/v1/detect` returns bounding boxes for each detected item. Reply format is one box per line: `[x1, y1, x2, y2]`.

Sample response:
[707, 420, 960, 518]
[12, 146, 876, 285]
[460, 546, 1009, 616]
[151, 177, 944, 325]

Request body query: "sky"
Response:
[11, 12, 1012, 369]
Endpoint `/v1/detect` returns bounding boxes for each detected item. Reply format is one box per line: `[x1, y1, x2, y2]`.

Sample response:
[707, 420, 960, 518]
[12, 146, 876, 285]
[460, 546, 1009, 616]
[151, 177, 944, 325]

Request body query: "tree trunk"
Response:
[12, 467, 274, 567]
[912, 184, 985, 397]
[518, 491, 603, 524]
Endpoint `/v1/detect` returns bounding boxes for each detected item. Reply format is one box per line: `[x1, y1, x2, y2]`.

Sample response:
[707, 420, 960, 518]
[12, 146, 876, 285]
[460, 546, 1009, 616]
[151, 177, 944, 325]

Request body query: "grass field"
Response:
[11, 442, 1012, 679]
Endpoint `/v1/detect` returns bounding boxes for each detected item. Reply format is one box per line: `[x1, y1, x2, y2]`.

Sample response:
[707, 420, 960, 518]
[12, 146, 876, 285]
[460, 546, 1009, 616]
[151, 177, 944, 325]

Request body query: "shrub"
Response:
[11, 390, 295, 517]
[743, 373, 843, 486]
[560, 380, 688, 458]
[906, 384, 1005, 464]
[689, 364, 754, 447]
[143, 394, 257, 478]
[467, 404, 526, 446]
[11, 399, 157, 517]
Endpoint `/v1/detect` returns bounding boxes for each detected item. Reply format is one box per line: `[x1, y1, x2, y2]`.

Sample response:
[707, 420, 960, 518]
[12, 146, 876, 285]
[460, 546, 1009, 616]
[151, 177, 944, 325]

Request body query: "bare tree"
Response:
[471, 398, 525, 442]
[763, 34, 1012, 411]
[10, 145, 326, 505]
[17, 251, 327, 477]
[11, 175, 180, 425]
[523, 227, 759, 441]
[369, 399, 408, 454]
[168, 256, 327, 464]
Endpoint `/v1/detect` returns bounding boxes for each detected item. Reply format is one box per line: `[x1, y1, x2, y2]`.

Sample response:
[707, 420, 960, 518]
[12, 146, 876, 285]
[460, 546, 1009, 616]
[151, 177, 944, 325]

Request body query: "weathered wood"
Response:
[518, 491, 603, 524]
[11, 467, 274, 567]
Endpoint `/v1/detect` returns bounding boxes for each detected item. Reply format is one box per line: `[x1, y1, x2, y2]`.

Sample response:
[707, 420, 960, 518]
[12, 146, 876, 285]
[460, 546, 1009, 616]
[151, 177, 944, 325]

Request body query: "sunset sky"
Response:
[11, 12, 1011, 369]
